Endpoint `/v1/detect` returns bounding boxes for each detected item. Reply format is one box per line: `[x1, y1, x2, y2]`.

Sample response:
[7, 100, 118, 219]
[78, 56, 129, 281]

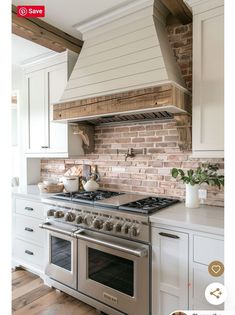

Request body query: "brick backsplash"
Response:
[41, 120, 224, 207]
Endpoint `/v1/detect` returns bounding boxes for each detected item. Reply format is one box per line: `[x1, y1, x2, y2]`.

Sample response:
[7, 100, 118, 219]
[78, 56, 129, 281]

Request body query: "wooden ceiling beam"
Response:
[12, 5, 83, 54]
[161, 0, 192, 24]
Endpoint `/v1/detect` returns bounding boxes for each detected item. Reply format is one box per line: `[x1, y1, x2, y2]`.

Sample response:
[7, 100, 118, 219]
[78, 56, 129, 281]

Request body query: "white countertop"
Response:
[12, 185, 54, 201]
[150, 202, 224, 235]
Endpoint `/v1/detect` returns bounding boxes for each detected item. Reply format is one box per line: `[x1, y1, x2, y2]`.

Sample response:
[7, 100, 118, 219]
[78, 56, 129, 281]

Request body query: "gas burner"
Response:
[52, 190, 123, 204]
[119, 197, 179, 214]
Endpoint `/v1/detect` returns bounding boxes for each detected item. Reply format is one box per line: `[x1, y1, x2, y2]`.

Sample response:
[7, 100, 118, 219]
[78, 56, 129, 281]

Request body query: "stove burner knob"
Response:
[54, 210, 64, 218]
[84, 214, 93, 226]
[47, 209, 56, 217]
[93, 219, 104, 230]
[103, 220, 113, 231]
[65, 212, 76, 222]
[114, 222, 123, 233]
[130, 225, 140, 237]
[75, 215, 84, 224]
[122, 223, 131, 234]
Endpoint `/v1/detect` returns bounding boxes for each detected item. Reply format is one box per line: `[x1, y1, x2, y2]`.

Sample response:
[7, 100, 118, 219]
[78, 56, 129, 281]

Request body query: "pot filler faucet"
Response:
[125, 148, 135, 161]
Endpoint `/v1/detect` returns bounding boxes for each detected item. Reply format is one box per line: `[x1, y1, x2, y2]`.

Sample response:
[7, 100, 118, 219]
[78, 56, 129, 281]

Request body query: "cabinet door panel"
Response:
[193, 6, 224, 155]
[47, 63, 68, 152]
[160, 291, 180, 315]
[152, 228, 189, 315]
[27, 70, 47, 152]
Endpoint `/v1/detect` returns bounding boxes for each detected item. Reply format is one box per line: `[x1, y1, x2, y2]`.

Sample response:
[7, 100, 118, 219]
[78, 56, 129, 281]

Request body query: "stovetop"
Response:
[50, 190, 179, 215]
[119, 197, 179, 214]
[52, 190, 124, 204]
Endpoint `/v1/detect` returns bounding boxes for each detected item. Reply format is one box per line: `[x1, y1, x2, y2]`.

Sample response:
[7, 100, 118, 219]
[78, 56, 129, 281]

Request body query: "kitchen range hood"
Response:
[53, 0, 191, 124]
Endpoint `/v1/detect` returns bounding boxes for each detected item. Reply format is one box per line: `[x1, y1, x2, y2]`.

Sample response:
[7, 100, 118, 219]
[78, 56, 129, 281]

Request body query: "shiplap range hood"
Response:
[54, 0, 191, 123]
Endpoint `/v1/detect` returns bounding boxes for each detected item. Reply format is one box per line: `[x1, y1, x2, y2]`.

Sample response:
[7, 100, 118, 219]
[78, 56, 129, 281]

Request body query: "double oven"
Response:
[41, 220, 150, 315]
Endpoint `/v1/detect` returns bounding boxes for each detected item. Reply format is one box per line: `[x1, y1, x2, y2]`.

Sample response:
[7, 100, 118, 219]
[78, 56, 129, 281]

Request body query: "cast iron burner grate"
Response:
[118, 197, 179, 214]
[52, 190, 123, 204]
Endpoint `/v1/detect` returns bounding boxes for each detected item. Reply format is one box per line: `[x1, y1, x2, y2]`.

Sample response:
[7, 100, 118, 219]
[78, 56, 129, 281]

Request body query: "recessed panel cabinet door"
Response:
[152, 228, 189, 315]
[193, 6, 224, 157]
[47, 63, 68, 153]
[27, 70, 47, 152]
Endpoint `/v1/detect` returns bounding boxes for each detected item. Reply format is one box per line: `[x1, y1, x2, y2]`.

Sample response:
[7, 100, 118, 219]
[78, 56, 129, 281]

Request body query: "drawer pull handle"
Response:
[41, 146, 49, 148]
[25, 207, 34, 211]
[25, 250, 34, 255]
[159, 232, 180, 239]
[25, 227, 34, 232]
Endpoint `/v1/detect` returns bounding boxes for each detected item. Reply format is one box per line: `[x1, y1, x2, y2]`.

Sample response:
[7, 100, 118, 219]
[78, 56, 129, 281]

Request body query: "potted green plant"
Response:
[171, 163, 224, 208]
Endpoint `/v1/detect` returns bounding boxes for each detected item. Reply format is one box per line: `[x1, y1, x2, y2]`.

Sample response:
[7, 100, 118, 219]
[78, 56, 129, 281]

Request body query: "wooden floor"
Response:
[12, 268, 100, 315]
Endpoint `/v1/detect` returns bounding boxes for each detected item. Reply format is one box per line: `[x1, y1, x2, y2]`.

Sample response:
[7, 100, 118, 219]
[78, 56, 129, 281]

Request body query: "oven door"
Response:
[76, 229, 150, 315]
[40, 222, 77, 289]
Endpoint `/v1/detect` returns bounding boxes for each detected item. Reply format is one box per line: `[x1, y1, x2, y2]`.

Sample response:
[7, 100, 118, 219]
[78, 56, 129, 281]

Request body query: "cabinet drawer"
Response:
[15, 198, 44, 219]
[193, 235, 224, 265]
[13, 238, 44, 268]
[15, 215, 45, 246]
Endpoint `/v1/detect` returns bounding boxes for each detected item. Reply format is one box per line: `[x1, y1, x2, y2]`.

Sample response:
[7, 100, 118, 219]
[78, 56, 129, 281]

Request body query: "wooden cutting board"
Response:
[63, 165, 91, 178]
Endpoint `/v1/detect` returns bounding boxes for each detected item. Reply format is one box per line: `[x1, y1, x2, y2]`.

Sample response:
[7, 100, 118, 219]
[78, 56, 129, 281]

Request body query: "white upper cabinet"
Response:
[24, 51, 84, 157]
[189, 0, 224, 157]
[27, 70, 47, 152]
[47, 63, 68, 153]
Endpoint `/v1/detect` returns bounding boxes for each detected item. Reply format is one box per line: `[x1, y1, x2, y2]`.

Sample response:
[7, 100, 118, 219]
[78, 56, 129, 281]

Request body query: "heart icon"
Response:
[211, 265, 221, 274]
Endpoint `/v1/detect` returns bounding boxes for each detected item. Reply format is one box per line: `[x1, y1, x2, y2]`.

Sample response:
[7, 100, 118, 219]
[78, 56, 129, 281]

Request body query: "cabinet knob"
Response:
[159, 232, 179, 239]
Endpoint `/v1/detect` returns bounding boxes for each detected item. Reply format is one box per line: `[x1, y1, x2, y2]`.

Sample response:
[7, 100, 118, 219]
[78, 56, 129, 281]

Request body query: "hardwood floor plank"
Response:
[12, 269, 99, 315]
[12, 271, 38, 290]
[12, 283, 53, 311]
[12, 277, 43, 299]
[12, 269, 28, 281]
[13, 291, 61, 315]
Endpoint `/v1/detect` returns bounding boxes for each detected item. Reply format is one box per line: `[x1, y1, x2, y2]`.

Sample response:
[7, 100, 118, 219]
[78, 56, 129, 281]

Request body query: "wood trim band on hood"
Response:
[53, 83, 191, 122]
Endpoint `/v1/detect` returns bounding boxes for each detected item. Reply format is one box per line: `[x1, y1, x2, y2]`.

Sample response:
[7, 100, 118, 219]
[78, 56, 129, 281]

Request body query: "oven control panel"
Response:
[45, 205, 149, 242]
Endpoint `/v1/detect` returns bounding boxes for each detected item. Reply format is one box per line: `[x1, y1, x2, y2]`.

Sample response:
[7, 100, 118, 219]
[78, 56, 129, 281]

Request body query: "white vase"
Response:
[185, 184, 199, 208]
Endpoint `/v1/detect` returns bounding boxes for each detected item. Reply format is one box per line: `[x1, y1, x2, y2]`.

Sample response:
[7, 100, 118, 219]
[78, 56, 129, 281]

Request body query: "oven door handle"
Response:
[39, 222, 75, 237]
[75, 230, 148, 258]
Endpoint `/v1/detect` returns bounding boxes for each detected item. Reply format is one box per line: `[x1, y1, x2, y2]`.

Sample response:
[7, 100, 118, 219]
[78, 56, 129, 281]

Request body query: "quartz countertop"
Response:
[12, 185, 55, 201]
[150, 202, 224, 235]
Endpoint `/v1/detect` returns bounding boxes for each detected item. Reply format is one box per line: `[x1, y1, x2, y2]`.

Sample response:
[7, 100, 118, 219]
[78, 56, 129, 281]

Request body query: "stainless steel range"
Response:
[40, 190, 178, 315]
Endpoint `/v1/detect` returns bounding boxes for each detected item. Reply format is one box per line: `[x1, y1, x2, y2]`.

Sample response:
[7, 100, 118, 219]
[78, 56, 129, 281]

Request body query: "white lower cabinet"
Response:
[152, 227, 189, 315]
[152, 226, 224, 314]
[12, 196, 46, 275]
[190, 233, 224, 310]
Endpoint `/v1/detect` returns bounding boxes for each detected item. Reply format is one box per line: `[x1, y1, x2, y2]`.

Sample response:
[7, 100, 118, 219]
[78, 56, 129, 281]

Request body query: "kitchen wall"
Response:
[41, 120, 224, 207]
[166, 23, 192, 92]
[40, 22, 224, 207]
[12, 64, 27, 185]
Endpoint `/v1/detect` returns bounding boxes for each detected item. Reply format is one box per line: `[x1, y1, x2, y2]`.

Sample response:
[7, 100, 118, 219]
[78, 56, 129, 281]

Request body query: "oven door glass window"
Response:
[51, 236, 71, 271]
[88, 248, 134, 296]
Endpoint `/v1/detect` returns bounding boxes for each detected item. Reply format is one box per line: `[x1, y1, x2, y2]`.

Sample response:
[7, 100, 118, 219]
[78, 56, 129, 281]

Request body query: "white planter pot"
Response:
[185, 184, 199, 208]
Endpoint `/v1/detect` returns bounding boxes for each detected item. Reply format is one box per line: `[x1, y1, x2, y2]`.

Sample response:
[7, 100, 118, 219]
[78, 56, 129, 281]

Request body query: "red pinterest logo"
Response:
[17, 6, 45, 18]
